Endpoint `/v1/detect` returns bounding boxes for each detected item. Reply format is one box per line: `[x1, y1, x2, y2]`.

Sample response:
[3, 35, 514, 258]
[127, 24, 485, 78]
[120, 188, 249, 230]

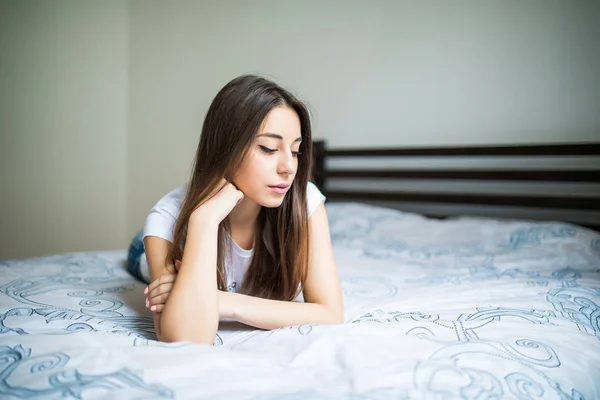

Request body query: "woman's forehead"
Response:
[258, 107, 301, 140]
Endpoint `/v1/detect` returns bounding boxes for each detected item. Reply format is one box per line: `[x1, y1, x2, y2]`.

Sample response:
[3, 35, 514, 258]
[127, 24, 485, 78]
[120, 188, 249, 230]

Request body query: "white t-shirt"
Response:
[139, 181, 326, 292]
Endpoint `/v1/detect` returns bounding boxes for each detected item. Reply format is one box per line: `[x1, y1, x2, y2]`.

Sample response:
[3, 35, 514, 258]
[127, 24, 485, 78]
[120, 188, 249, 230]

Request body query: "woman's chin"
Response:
[257, 196, 286, 208]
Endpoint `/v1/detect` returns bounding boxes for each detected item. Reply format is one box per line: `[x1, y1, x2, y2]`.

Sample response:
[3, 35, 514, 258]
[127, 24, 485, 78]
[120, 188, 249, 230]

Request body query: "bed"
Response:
[1, 142, 599, 399]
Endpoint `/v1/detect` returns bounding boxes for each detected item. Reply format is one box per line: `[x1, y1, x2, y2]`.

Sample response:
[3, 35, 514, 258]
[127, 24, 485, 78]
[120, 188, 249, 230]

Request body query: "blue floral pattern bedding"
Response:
[1, 202, 599, 399]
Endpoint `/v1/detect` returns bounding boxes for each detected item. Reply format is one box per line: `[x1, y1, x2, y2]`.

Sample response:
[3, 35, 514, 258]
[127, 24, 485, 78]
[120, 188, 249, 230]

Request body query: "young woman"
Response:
[127, 75, 344, 345]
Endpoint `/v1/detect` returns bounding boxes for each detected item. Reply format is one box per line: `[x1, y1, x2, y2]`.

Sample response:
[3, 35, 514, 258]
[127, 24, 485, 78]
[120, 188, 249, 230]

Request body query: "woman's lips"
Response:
[268, 184, 289, 194]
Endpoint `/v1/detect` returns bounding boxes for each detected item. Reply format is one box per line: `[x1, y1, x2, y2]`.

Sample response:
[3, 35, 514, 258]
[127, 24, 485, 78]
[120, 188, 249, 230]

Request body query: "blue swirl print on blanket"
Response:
[0, 344, 174, 399]
[326, 202, 425, 247]
[395, 224, 596, 287]
[500, 223, 578, 250]
[263, 305, 562, 345]
[0, 308, 33, 335]
[546, 286, 600, 339]
[353, 310, 441, 324]
[361, 238, 459, 260]
[0, 202, 598, 399]
[1, 253, 133, 309]
[0, 304, 156, 340]
[413, 339, 585, 400]
[353, 307, 557, 343]
[0, 253, 156, 340]
[407, 260, 591, 287]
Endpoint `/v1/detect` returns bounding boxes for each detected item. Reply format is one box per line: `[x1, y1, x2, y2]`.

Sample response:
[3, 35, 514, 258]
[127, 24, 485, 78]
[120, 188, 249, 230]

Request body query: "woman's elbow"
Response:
[158, 329, 216, 345]
[324, 306, 344, 324]
[331, 311, 344, 324]
[157, 314, 218, 345]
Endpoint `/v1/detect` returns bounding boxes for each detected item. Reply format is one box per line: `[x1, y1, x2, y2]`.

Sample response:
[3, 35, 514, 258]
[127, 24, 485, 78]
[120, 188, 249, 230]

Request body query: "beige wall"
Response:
[127, 0, 600, 240]
[2, 0, 599, 259]
[0, 1, 129, 259]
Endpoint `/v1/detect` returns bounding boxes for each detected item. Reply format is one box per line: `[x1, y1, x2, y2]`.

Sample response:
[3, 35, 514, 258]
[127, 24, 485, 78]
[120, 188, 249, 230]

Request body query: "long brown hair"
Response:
[168, 75, 313, 301]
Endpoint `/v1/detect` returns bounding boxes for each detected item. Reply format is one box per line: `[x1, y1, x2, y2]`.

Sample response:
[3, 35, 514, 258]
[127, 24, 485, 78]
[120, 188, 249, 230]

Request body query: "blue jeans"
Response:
[126, 230, 146, 282]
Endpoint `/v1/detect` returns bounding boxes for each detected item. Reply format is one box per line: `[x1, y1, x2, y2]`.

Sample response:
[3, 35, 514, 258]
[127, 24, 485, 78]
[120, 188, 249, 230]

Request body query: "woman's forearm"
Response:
[220, 291, 344, 330]
[159, 220, 220, 344]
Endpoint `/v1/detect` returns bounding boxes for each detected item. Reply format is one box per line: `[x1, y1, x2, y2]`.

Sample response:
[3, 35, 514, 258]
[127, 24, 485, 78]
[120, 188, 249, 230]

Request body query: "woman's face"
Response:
[233, 106, 302, 208]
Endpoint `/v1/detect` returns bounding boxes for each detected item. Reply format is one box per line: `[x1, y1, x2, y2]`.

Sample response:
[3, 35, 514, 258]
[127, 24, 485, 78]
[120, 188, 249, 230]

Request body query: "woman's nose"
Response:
[278, 152, 296, 175]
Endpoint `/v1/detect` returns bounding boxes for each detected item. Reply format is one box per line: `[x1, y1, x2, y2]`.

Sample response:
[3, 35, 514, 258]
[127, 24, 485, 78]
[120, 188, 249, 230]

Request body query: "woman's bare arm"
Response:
[157, 218, 220, 344]
[145, 200, 343, 336]
[219, 202, 344, 329]
[142, 236, 177, 339]
[144, 181, 242, 344]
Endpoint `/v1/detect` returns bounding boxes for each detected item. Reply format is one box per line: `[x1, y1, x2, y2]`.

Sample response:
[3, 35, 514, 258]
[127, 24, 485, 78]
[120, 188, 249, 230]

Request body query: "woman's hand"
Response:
[144, 260, 181, 313]
[145, 273, 175, 312]
[190, 179, 243, 226]
[145, 259, 235, 318]
[144, 259, 181, 312]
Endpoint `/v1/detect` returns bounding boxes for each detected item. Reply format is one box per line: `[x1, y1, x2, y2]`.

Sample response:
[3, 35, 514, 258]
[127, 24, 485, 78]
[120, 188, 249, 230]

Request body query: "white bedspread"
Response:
[1, 202, 599, 399]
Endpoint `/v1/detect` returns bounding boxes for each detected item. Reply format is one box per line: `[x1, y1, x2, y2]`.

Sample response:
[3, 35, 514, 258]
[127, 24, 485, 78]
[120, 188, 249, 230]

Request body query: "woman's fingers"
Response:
[146, 297, 166, 313]
[148, 284, 173, 301]
[148, 291, 170, 307]
[146, 286, 172, 312]
[150, 304, 165, 313]
[144, 273, 176, 295]
[143, 274, 176, 313]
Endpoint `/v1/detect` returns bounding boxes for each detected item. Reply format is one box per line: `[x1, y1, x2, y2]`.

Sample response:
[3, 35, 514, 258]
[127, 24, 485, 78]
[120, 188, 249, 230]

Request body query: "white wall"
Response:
[1, 0, 598, 259]
[127, 0, 600, 239]
[0, 1, 129, 259]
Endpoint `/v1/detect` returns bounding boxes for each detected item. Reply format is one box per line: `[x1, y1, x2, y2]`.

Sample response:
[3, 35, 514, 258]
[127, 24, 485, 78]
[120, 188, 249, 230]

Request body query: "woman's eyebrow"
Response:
[258, 133, 302, 142]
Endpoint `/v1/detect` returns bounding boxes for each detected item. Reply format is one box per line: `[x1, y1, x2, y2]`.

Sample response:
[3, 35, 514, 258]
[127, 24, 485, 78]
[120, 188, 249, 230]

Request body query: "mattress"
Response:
[1, 202, 599, 399]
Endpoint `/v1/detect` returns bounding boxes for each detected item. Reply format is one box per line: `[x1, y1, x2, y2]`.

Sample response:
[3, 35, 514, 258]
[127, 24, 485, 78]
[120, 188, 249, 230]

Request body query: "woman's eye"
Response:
[259, 145, 276, 154]
[292, 151, 302, 157]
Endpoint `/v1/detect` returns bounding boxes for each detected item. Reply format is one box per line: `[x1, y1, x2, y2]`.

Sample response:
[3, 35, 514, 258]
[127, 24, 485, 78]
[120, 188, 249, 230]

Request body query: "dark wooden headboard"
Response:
[312, 140, 600, 232]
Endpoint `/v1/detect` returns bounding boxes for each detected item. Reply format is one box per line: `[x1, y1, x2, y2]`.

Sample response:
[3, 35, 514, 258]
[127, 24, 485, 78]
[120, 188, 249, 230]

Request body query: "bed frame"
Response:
[312, 140, 600, 232]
